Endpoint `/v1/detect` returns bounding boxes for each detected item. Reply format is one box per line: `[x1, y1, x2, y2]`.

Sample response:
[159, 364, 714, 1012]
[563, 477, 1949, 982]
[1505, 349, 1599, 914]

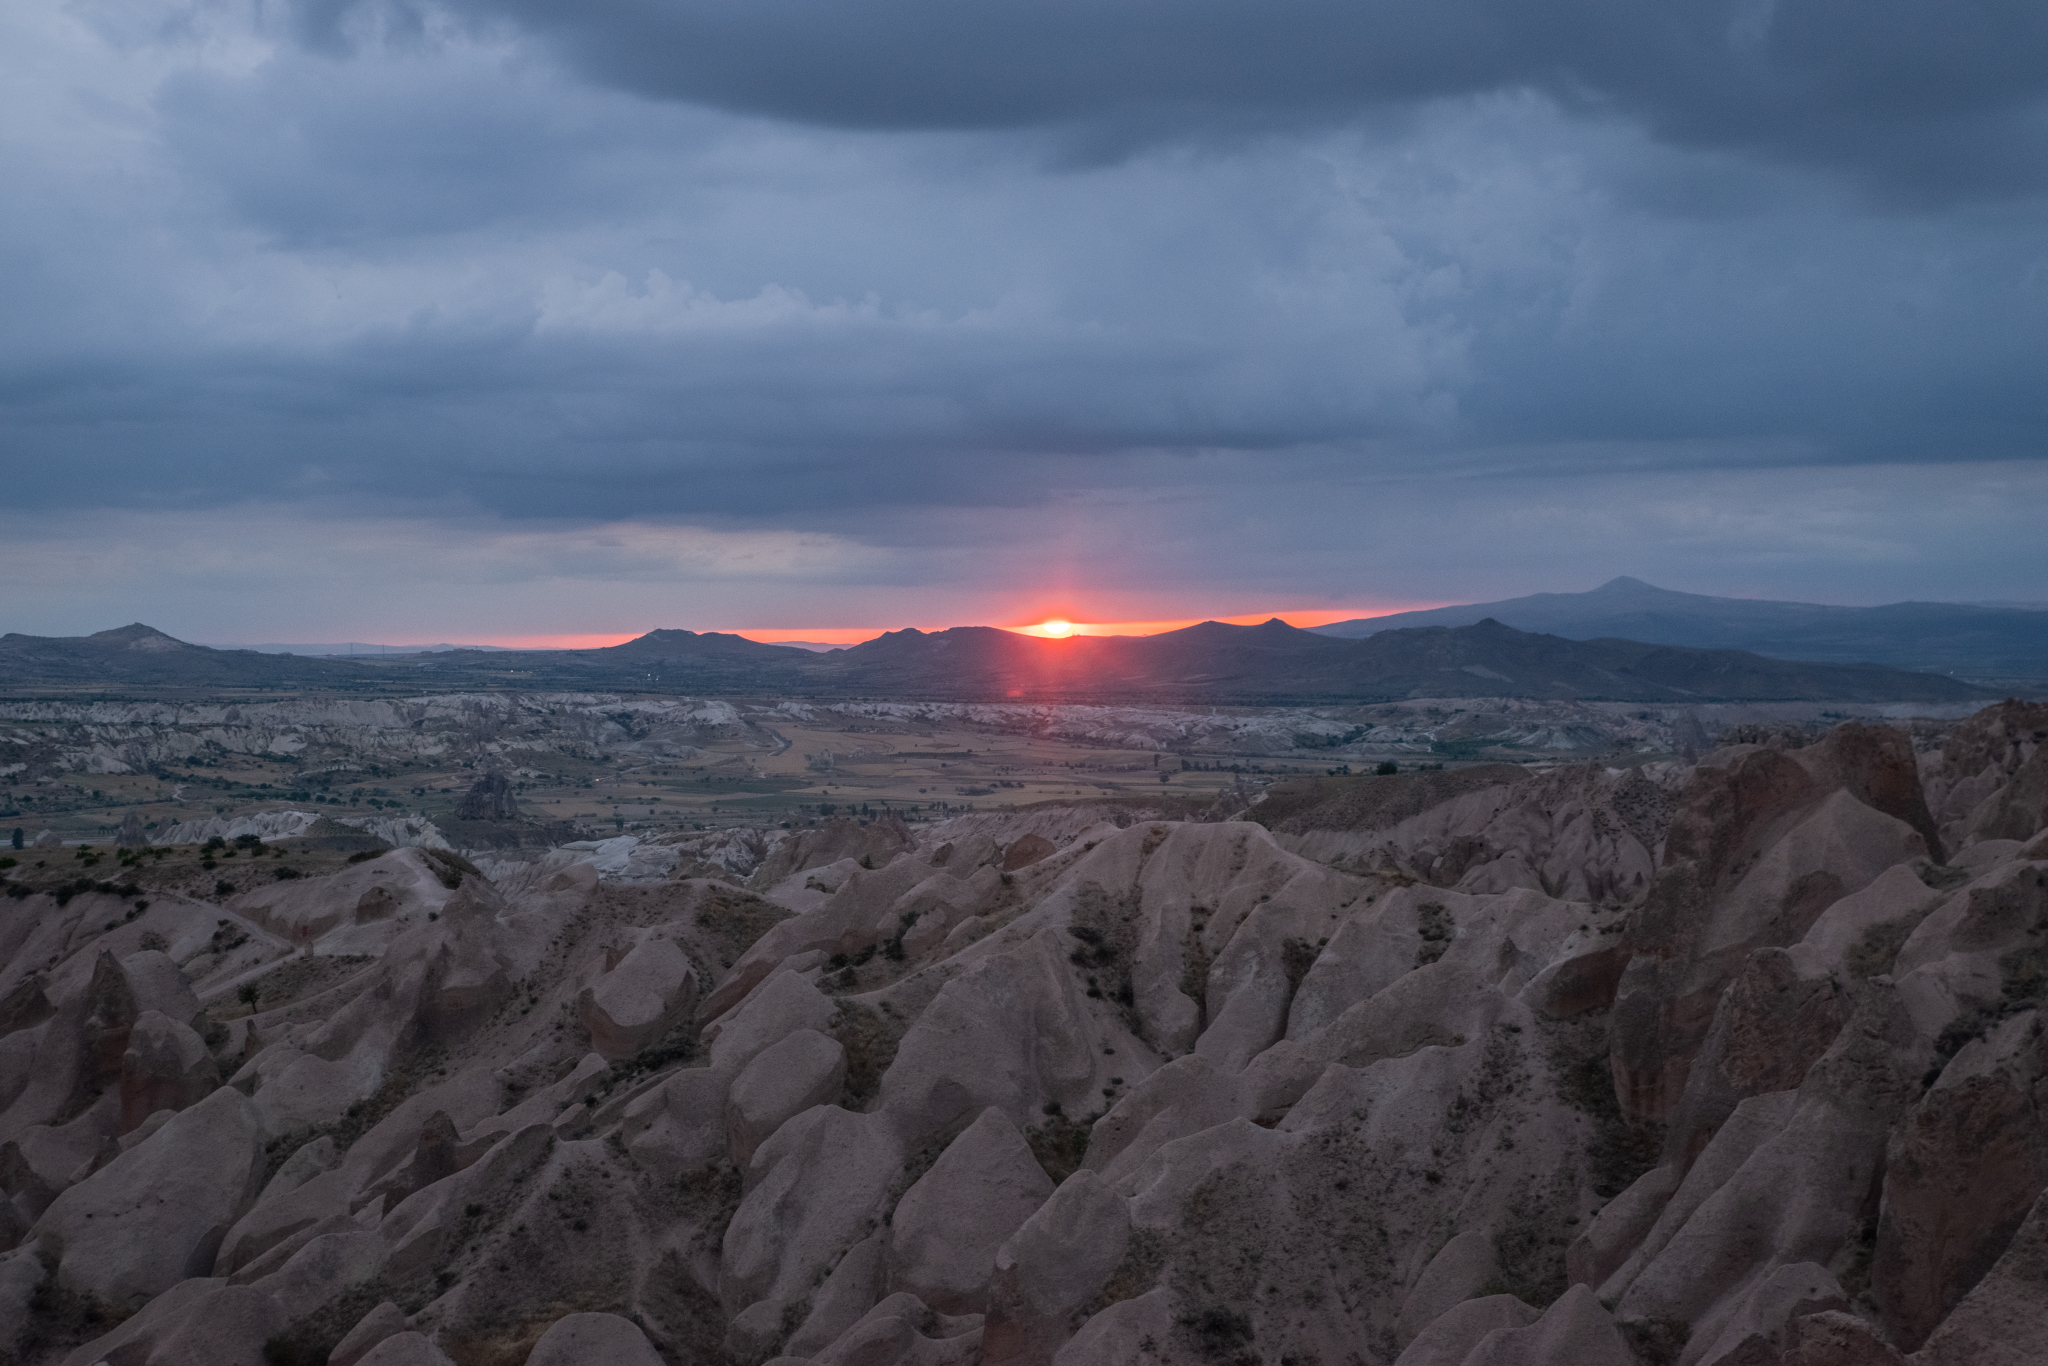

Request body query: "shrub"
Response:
[1181, 1305, 1255, 1354]
[263, 1334, 323, 1366]
[1416, 901, 1454, 966]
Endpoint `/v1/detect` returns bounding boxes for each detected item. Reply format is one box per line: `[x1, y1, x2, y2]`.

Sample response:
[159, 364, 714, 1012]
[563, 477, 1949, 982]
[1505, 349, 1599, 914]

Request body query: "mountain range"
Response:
[0, 617, 1997, 704]
[1312, 576, 2048, 677]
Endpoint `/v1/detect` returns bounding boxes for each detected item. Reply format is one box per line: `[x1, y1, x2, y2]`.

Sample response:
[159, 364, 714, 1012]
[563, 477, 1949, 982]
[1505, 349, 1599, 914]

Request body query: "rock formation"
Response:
[0, 702, 2043, 1365]
[454, 772, 521, 823]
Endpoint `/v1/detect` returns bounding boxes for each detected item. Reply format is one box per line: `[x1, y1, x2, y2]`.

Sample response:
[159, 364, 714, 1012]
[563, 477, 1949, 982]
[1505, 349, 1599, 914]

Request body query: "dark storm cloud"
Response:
[151, 58, 655, 244]
[0, 304, 1445, 518]
[411, 0, 2048, 199]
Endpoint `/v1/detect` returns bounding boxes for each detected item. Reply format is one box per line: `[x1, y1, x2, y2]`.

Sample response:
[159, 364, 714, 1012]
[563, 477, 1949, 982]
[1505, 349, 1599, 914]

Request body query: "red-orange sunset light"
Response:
[1039, 619, 1076, 638]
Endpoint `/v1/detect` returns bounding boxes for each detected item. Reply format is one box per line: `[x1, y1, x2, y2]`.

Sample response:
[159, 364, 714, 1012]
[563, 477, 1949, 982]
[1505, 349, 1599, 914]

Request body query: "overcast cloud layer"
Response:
[3, 0, 2045, 641]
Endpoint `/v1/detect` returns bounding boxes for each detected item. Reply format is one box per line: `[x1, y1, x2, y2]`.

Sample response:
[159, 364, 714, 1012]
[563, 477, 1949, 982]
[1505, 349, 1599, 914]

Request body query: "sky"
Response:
[3, 0, 2046, 646]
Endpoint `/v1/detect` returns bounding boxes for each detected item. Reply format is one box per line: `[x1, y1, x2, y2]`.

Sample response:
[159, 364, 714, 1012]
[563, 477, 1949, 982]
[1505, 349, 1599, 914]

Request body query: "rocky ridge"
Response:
[0, 701, 2041, 1365]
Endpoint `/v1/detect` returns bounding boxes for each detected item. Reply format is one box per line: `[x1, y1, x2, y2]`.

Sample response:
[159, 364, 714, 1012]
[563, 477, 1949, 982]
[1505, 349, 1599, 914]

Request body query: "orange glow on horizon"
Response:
[1007, 607, 1435, 638]
[402, 633, 641, 651]
[442, 603, 1453, 651]
[736, 627, 888, 646]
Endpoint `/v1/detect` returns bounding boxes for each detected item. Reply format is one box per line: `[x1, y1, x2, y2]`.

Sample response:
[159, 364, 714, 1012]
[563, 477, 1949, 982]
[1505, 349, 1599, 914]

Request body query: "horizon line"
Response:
[178, 605, 1442, 653]
[454, 607, 1434, 651]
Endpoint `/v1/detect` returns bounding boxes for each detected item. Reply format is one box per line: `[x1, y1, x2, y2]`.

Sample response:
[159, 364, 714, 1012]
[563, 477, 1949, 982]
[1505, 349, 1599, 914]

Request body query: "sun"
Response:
[1039, 619, 1075, 638]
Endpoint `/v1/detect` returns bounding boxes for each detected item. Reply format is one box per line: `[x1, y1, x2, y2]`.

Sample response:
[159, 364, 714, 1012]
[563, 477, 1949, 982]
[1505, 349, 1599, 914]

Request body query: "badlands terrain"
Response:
[0, 693, 2044, 1365]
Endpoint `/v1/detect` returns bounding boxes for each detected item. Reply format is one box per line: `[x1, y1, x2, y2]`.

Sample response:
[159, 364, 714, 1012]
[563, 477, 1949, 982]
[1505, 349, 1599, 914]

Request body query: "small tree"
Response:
[237, 982, 260, 1010]
[1375, 760, 1400, 776]
[9, 829, 20, 850]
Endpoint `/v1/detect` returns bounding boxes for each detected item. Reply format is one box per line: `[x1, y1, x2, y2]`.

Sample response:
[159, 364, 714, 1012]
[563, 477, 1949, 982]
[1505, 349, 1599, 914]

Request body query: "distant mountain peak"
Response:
[89, 624, 192, 652]
[1586, 576, 1703, 601]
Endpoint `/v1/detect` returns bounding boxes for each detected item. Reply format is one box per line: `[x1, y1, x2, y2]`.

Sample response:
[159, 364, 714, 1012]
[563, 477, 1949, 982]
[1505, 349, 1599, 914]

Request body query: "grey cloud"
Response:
[151, 47, 719, 244]
[6, 144, 2043, 528]
[403, 0, 2048, 199]
[0, 313, 1457, 519]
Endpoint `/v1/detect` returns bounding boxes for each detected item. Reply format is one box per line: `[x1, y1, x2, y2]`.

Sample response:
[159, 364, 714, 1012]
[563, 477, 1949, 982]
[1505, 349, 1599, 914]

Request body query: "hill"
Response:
[0, 624, 374, 691]
[0, 617, 1997, 703]
[1311, 576, 2048, 677]
[805, 617, 1994, 703]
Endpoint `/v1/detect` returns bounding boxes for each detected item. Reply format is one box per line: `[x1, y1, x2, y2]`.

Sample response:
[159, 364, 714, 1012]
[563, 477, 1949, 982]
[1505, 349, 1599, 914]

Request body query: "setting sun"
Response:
[1007, 607, 1401, 640]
